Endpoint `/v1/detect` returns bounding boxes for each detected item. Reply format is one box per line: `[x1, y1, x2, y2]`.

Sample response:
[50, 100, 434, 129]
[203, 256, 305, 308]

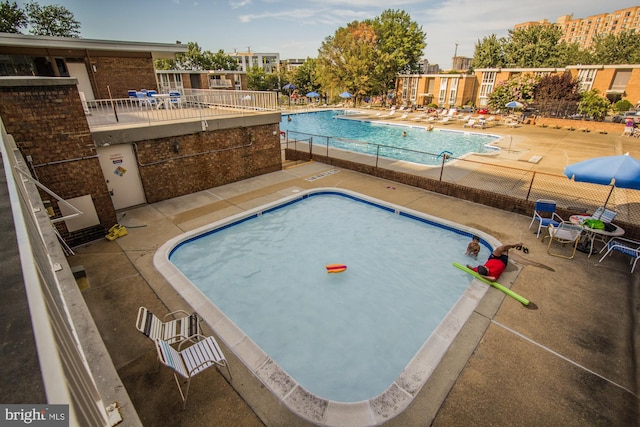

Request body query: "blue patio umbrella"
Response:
[564, 154, 640, 206]
[283, 83, 296, 106]
[505, 101, 524, 109]
[339, 91, 353, 99]
[306, 91, 321, 98]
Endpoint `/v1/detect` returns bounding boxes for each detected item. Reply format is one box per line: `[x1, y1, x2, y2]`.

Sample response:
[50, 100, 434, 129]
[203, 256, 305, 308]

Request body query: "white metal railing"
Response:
[85, 88, 278, 128]
[0, 120, 113, 426]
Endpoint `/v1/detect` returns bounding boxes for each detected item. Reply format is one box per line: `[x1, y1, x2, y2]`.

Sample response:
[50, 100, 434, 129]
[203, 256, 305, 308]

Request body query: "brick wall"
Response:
[89, 55, 158, 99]
[134, 125, 282, 203]
[0, 78, 117, 245]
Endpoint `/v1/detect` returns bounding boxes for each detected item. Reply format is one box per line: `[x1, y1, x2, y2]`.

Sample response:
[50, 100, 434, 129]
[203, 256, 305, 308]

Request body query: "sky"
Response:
[19, 0, 637, 68]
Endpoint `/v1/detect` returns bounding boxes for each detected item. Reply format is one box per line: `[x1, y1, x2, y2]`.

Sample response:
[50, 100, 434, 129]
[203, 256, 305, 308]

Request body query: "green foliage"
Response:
[317, 9, 425, 103]
[504, 26, 565, 67]
[291, 58, 320, 93]
[471, 34, 505, 68]
[591, 31, 640, 64]
[246, 66, 279, 91]
[0, 1, 27, 33]
[613, 99, 634, 113]
[471, 24, 640, 67]
[157, 43, 238, 71]
[24, 1, 80, 37]
[487, 74, 538, 111]
[317, 21, 380, 101]
[578, 89, 611, 120]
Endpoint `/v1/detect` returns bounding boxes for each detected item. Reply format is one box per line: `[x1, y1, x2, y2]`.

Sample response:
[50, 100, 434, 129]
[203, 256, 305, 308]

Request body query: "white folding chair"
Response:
[599, 237, 640, 272]
[155, 335, 231, 408]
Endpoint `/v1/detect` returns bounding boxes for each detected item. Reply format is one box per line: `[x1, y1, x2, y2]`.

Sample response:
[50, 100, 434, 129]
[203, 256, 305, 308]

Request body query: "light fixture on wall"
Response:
[92, 65, 97, 72]
[173, 140, 180, 154]
[249, 133, 255, 144]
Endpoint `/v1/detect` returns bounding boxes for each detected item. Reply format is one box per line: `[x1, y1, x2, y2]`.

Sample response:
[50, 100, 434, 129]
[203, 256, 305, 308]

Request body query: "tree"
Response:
[503, 25, 565, 68]
[487, 74, 538, 112]
[369, 9, 426, 92]
[25, 1, 80, 37]
[316, 22, 380, 104]
[155, 45, 238, 71]
[0, 1, 27, 33]
[246, 66, 279, 91]
[532, 72, 581, 117]
[471, 34, 506, 68]
[591, 31, 640, 65]
[316, 9, 425, 105]
[292, 58, 320, 94]
[578, 89, 611, 121]
[210, 49, 238, 71]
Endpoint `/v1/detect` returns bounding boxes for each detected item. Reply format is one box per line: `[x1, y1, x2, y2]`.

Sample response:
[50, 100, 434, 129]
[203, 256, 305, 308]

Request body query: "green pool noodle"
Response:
[453, 262, 530, 306]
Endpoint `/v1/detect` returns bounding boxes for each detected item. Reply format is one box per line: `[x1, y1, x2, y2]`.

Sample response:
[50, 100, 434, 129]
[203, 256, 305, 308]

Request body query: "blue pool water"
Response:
[280, 110, 498, 165]
[168, 191, 488, 402]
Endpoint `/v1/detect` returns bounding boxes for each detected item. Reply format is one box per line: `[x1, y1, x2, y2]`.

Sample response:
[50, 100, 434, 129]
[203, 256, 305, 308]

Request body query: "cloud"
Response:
[238, 7, 370, 25]
[229, 0, 252, 8]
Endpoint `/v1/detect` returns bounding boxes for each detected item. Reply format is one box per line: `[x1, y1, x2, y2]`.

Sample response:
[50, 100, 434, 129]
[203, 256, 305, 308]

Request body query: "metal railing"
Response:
[85, 88, 278, 128]
[284, 131, 640, 226]
[0, 120, 134, 426]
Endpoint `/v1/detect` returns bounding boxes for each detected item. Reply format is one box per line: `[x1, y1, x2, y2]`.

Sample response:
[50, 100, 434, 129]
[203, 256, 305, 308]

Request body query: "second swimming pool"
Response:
[280, 110, 500, 165]
[155, 188, 500, 426]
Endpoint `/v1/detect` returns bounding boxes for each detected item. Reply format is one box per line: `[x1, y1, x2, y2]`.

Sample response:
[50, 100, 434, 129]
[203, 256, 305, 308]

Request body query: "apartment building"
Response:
[229, 49, 280, 74]
[396, 64, 640, 109]
[514, 6, 640, 50]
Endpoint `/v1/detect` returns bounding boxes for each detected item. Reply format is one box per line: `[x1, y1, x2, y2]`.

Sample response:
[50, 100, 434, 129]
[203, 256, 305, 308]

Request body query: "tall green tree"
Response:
[292, 58, 320, 93]
[0, 1, 27, 33]
[246, 66, 279, 91]
[471, 34, 506, 68]
[155, 45, 237, 71]
[210, 49, 238, 70]
[316, 21, 379, 103]
[24, 1, 80, 37]
[369, 9, 426, 92]
[317, 9, 425, 103]
[591, 31, 640, 64]
[503, 25, 565, 68]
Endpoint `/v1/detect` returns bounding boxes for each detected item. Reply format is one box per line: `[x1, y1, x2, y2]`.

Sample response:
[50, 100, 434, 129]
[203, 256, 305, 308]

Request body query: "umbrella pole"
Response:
[603, 185, 614, 208]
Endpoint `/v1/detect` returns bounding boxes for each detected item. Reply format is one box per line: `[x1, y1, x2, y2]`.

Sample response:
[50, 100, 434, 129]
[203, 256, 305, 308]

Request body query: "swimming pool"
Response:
[155, 188, 500, 426]
[281, 110, 500, 165]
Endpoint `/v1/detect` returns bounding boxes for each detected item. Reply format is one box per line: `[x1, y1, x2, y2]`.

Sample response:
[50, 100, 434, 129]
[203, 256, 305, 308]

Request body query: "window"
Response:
[448, 78, 458, 106]
[438, 77, 448, 105]
[609, 69, 631, 93]
[479, 72, 496, 99]
[577, 68, 596, 91]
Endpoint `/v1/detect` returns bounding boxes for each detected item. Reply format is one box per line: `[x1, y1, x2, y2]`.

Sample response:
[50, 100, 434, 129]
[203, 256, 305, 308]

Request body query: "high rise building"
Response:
[513, 6, 640, 50]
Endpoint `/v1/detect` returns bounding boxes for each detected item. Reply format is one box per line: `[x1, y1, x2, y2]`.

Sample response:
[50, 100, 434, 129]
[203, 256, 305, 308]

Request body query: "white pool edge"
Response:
[153, 188, 502, 426]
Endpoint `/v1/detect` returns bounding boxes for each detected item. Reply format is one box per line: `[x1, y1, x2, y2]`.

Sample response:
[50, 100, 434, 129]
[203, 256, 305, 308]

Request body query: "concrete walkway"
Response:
[67, 120, 639, 426]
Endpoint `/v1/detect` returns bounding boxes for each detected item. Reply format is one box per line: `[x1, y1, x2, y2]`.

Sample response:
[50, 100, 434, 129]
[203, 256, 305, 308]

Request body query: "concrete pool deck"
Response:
[67, 121, 639, 426]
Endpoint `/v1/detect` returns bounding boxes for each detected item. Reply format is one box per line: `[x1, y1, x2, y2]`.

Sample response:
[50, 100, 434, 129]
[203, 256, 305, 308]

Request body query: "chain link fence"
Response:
[284, 131, 640, 227]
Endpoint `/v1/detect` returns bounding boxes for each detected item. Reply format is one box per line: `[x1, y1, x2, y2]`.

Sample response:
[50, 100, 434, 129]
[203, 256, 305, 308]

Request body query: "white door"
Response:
[97, 144, 146, 210]
[67, 62, 95, 100]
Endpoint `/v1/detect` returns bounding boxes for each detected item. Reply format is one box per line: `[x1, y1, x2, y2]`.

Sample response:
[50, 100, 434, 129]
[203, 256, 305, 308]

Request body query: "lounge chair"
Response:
[599, 237, 640, 272]
[380, 110, 396, 119]
[397, 113, 409, 120]
[436, 116, 451, 125]
[136, 306, 201, 345]
[544, 221, 583, 259]
[410, 113, 427, 121]
[463, 119, 476, 128]
[156, 335, 231, 408]
[529, 199, 563, 238]
[169, 91, 182, 108]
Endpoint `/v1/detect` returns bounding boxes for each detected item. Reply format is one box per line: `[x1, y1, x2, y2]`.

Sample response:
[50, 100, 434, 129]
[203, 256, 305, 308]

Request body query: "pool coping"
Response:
[153, 188, 504, 426]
